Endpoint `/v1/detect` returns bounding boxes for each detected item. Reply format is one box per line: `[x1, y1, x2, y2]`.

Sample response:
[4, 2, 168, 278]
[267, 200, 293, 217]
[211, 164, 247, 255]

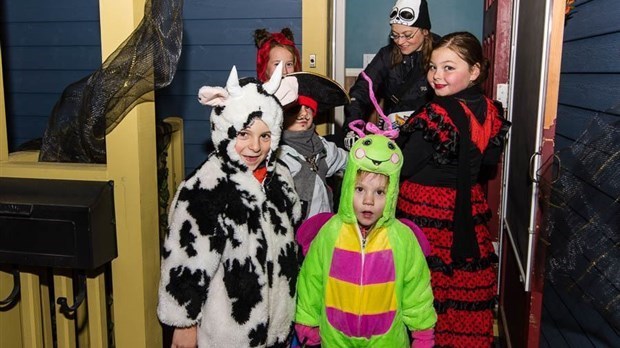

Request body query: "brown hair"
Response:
[433, 31, 490, 85]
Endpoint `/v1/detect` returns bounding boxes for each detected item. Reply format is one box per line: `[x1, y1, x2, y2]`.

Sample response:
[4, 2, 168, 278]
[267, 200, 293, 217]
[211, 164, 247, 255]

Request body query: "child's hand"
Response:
[172, 326, 197, 348]
[411, 328, 434, 348]
[344, 130, 360, 150]
[295, 323, 321, 346]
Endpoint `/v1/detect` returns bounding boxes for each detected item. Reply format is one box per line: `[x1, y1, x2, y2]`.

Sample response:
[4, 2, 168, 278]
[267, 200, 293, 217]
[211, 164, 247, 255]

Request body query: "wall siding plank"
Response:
[181, 45, 260, 71]
[155, 95, 212, 121]
[558, 74, 620, 113]
[555, 106, 619, 141]
[561, 32, 620, 73]
[6, 94, 63, 117]
[182, 120, 212, 145]
[554, 134, 574, 151]
[0, 1, 100, 22]
[563, 0, 620, 41]
[182, 0, 301, 20]
[7, 70, 92, 93]
[541, 284, 579, 347]
[4, 47, 101, 70]
[183, 19, 301, 45]
[2, 22, 101, 46]
[183, 144, 211, 174]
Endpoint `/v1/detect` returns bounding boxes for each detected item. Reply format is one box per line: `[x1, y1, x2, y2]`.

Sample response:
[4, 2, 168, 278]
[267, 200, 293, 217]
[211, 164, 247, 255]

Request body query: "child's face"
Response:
[427, 46, 480, 97]
[353, 173, 388, 229]
[284, 105, 314, 131]
[265, 46, 296, 80]
[234, 119, 272, 171]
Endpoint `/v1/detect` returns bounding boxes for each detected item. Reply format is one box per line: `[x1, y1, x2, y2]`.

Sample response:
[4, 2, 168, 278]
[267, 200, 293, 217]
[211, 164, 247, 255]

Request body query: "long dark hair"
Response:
[434, 31, 490, 85]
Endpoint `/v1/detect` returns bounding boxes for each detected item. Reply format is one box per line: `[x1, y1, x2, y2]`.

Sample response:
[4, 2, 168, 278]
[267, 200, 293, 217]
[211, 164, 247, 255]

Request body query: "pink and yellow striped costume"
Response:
[296, 135, 436, 347]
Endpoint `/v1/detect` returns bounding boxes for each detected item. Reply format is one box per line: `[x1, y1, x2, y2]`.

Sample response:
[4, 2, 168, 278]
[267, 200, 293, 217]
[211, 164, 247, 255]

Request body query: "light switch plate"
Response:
[363, 54, 375, 69]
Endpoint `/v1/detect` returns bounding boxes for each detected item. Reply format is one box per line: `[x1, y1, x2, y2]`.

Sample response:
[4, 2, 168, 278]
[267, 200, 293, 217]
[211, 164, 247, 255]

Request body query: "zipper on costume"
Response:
[357, 225, 366, 336]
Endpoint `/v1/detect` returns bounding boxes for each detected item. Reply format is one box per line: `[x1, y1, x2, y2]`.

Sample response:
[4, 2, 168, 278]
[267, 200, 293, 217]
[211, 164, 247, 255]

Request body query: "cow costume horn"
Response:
[225, 65, 242, 98]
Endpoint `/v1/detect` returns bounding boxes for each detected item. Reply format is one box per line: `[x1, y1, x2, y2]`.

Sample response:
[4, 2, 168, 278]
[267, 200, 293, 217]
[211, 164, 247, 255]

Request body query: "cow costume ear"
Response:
[196, 64, 244, 106]
[198, 86, 228, 106]
[197, 63, 283, 106]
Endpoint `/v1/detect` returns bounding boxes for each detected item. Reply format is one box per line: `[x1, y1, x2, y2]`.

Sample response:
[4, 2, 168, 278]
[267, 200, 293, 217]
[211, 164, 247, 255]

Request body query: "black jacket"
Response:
[343, 43, 433, 132]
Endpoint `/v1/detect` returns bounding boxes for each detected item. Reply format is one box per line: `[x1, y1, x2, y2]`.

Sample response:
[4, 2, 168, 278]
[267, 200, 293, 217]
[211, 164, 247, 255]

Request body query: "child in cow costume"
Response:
[157, 63, 302, 347]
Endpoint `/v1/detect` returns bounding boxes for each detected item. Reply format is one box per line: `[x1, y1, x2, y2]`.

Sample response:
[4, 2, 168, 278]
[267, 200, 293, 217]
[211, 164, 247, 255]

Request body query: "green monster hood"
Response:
[337, 134, 403, 229]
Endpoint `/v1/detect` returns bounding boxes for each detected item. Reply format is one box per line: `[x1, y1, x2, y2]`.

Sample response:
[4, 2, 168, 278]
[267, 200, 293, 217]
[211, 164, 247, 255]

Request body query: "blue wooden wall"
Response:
[554, 0, 620, 151]
[0, 0, 301, 175]
[0, 0, 102, 151]
[540, 0, 620, 346]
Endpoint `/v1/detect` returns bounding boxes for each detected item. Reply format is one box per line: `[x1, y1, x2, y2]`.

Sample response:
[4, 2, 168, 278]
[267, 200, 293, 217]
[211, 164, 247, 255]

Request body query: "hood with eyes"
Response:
[389, 0, 431, 30]
[337, 134, 403, 228]
[198, 63, 284, 172]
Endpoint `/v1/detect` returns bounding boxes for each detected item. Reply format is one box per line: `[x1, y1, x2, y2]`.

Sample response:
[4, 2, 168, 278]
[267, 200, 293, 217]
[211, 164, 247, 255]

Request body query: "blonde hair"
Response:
[356, 170, 389, 184]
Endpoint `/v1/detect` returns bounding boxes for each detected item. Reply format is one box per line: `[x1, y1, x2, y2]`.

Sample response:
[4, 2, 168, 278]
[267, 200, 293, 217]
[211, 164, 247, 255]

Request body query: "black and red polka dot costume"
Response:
[396, 86, 510, 347]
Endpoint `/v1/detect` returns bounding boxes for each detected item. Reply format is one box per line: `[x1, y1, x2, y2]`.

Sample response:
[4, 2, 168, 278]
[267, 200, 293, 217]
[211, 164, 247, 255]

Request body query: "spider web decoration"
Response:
[38, 0, 183, 163]
[543, 110, 620, 331]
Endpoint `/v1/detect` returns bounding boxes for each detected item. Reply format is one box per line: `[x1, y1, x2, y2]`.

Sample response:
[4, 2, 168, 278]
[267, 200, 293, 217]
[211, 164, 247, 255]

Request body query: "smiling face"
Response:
[353, 172, 389, 229]
[234, 119, 272, 171]
[265, 46, 296, 80]
[284, 105, 314, 131]
[390, 23, 426, 55]
[351, 135, 402, 173]
[427, 46, 480, 97]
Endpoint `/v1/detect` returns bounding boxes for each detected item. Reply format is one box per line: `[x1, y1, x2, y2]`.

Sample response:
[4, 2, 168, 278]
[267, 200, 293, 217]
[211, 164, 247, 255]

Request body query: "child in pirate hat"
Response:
[275, 72, 350, 220]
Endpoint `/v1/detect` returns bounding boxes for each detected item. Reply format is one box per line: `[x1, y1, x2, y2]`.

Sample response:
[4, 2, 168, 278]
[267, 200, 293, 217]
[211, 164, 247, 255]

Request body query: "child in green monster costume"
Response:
[294, 131, 436, 347]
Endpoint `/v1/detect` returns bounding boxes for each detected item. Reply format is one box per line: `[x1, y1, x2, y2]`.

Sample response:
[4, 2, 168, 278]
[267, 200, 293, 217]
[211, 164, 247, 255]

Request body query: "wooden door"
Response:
[482, 0, 512, 244]
[496, 0, 565, 347]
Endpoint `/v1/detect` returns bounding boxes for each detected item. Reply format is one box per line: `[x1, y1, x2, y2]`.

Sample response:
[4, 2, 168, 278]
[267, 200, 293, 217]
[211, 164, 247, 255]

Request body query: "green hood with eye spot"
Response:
[337, 134, 403, 229]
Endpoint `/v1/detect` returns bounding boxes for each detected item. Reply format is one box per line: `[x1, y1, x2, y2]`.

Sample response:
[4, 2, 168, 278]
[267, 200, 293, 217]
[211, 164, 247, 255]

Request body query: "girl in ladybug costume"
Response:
[397, 32, 511, 348]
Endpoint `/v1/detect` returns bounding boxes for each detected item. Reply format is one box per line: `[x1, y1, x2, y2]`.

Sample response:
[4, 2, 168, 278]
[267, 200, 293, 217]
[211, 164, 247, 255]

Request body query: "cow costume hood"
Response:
[158, 63, 302, 347]
[198, 64, 284, 173]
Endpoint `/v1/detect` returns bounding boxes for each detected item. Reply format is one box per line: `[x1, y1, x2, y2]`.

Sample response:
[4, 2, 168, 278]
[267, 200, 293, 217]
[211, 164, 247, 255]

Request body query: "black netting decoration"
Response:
[543, 110, 620, 331]
[39, 0, 183, 163]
